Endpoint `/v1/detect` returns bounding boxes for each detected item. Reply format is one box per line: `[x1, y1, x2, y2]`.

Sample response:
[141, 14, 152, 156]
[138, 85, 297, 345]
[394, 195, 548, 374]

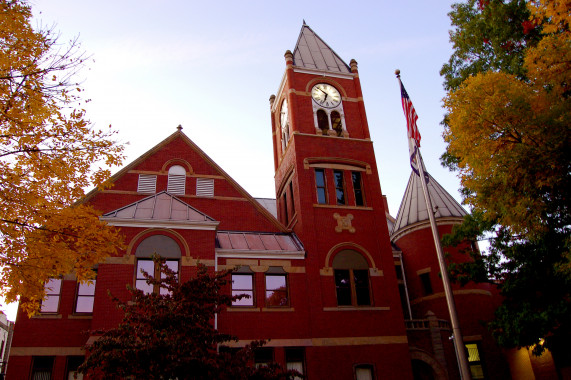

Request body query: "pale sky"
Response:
[2, 0, 461, 320]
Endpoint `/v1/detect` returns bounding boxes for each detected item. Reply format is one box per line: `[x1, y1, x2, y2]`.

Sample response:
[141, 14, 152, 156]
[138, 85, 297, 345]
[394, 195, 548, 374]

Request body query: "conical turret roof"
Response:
[391, 171, 467, 239]
[292, 23, 351, 73]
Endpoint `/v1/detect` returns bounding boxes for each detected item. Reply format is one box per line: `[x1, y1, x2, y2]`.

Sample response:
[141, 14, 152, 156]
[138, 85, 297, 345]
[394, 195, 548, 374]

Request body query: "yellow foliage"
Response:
[0, 0, 125, 314]
[526, 0, 571, 95]
[443, 0, 571, 238]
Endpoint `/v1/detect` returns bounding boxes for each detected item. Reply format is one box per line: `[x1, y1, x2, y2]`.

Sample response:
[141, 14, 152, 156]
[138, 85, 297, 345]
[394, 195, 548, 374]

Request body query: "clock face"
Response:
[280, 98, 289, 128]
[311, 83, 341, 108]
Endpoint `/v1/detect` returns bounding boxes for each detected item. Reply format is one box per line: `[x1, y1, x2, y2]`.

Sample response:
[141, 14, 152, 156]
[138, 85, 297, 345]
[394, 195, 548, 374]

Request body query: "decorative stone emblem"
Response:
[333, 213, 355, 233]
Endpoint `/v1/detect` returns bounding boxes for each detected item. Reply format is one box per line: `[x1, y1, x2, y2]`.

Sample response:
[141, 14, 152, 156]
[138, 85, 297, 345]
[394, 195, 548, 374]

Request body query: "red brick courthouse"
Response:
[7, 24, 558, 380]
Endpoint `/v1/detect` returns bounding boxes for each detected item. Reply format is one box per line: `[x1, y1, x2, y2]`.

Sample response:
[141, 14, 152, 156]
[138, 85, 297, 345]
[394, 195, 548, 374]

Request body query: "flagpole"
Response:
[395, 70, 472, 380]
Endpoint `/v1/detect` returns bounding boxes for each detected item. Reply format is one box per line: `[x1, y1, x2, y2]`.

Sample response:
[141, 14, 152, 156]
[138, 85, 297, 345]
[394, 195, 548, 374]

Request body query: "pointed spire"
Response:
[292, 23, 350, 73]
[391, 171, 467, 238]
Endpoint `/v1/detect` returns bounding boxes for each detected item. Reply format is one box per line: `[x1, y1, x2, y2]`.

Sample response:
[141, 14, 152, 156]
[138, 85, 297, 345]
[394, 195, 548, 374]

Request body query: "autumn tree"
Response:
[440, 0, 571, 359]
[0, 0, 124, 314]
[80, 260, 297, 380]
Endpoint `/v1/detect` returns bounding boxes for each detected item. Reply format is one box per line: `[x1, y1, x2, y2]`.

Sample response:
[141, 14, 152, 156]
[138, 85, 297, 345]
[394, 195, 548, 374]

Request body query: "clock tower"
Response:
[269, 23, 413, 379]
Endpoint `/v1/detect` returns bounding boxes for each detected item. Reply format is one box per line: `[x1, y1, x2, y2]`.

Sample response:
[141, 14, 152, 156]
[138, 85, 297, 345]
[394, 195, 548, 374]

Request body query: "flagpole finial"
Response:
[395, 69, 401, 78]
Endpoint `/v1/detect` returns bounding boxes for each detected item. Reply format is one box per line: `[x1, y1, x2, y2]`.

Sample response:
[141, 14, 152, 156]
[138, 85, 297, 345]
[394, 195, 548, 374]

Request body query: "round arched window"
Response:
[135, 235, 181, 294]
[332, 250, 370, 306]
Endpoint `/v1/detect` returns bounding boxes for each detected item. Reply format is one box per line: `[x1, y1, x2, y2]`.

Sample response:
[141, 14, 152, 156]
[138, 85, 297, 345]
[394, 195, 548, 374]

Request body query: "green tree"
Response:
[440, 0, 571, 359]
[80, 260, 298, 380]
[0, 0, 124, 314]
[441, 0, 541, 92]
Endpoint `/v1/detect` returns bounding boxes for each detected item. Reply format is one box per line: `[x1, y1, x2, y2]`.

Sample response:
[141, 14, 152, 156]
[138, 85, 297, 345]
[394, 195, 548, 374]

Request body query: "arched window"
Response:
[280, 99, 290, 152]
[316, 109, 329, 135]
[331, 111, 343, 136]
[167, 165, 186, 195]
[135, 235, 181, 294]
[332, 250, 370, 306]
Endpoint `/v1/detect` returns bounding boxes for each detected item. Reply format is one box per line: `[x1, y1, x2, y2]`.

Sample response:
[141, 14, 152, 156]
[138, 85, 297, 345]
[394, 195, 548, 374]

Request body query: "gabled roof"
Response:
[84, 127, 287, 232]
[292, 23, 351, 73]
[391, 171, 467, 239]
[101, 191, 219, 230]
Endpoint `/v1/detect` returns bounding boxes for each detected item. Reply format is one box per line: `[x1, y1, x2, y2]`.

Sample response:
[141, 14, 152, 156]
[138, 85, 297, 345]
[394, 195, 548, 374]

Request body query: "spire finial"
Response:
[395, 69, 401, 78]
[177, 124, 183, 131]
[303, 19, 306, 25]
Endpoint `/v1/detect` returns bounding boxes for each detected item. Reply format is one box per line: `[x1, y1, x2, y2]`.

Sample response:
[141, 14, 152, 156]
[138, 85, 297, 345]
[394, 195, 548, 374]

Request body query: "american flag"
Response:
[398, 77, 427, 181]
[400, 81, 421, 148]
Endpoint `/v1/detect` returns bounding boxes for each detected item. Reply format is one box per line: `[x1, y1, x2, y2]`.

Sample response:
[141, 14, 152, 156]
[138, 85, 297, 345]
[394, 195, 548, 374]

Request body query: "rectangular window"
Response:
[352, 171, 365, 206]
[66, 356, 84, 380]
[420, 272, 433, 296]
[32, 356, 54, 380]
[196, 178, 214, 197]
[136, 259, 179, 295]
[334, 269, 370, 306]
[137, 174, 157, 193]
[398, 283, 411, 320]
[315, 169, 327, 204]
[265, 274, 288, 307]
[466, 343, 485, 379]
[283, 191, 289, 225]
[41, 278, 62, 313]
[355, 364, 375, 380]
[289, 181, 295, 216]
[254, 348, 274, 368]
[334, 269, 352, 306]
[232, 274, 254, 306]
[353, 269, 371, 306]
[75, 279, 96, 314]
[285, 348, 305, 380]
[333, 170, 345, 205]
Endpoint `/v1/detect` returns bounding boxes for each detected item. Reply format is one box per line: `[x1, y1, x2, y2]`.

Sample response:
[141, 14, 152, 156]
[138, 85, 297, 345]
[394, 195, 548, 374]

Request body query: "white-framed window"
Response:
[41, 278, 62, 313]
[232, 266, 255, 307]
[196, 178, 214, 197]
[75, 278, 96, 314]
[137, 174, 157, 193]
[167, 165, 186, 195]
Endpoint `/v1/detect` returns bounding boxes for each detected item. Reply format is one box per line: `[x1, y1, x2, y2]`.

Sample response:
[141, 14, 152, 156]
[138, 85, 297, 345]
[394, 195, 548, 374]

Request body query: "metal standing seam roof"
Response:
[216, 231, 304, 254]
[292, 23, 351, 73]
[101, 191, 216, 223]
[391, 171, 467, 236]
[254, 198, 277, 219]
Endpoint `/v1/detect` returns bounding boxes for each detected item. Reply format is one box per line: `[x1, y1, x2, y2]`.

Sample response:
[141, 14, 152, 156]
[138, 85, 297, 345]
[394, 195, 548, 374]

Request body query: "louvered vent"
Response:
[137, 174, 157, 193]
[196, 178, 214, 197]
[167, 174, 186, 195]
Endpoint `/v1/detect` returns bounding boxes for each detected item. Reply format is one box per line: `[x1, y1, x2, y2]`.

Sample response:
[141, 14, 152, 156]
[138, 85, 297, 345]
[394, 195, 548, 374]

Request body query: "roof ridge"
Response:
[292, 23, 351, 73]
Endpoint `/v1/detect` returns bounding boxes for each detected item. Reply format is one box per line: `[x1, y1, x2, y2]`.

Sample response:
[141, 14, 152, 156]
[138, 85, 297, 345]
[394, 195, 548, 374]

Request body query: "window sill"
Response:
[68, 314, 93, 319]
[313, 204, 373, 211]
[323, 306, 390, 311]
[32, 313, 62, 319]
[262, 307, 294, 312]
[227, 307, 260, 312]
